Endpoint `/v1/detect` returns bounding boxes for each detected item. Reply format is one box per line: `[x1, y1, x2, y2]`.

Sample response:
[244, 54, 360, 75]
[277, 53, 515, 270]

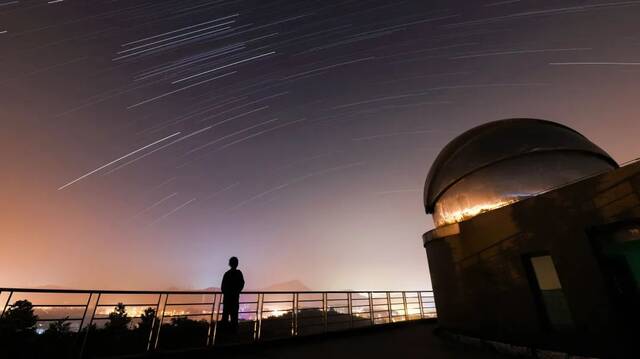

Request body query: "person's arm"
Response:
[221, 272, 228, 293]
[239, 271, 245, 292]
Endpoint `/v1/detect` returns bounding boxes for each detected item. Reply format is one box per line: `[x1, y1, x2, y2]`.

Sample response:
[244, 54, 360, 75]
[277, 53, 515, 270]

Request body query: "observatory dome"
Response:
[424, 118, 618, 227]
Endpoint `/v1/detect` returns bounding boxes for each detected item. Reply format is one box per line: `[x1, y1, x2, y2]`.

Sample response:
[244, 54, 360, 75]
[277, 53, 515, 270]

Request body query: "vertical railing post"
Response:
[147, 293, 163, 351]
[386, 292, 392, 323]
[418, 292, 425, 319]
[290, 293, 295, 337]
[212, 293, 222, 345]
[256, 293, 264, 341]
[153, 293, 169, 350]
[402, 292, 409, 321]
[79, 292, 100, 359]
[77, 293, 93, 334]
[293, 293, 298, 336]
[348, 292, 353, 329]
[322, 292, 328, 332]
[73, 292, 93, 357]
[1, 291, 13, 319]
[368, 292, 374, 326]
[252, 294, 259, 341]
[207, 293, 217, 346]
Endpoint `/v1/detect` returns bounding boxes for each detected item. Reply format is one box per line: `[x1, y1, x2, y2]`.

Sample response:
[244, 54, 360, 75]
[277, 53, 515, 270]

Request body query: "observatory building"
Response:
[422, 119, 640, 357]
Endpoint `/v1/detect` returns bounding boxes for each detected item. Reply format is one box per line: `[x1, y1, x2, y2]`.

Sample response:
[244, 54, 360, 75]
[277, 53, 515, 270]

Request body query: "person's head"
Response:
[228, 256, 239, 269]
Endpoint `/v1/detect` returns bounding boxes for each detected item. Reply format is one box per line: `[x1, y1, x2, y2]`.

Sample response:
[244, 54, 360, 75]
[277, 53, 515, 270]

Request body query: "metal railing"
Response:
[0, 288, 435, 357]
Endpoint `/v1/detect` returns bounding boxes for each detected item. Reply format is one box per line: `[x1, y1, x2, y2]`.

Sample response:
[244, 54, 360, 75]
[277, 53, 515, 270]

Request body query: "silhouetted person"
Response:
[221, 256, 244, 334]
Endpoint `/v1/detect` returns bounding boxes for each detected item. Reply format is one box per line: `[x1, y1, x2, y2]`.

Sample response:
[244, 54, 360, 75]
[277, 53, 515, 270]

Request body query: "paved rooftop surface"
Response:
[141, 320, 507, 359]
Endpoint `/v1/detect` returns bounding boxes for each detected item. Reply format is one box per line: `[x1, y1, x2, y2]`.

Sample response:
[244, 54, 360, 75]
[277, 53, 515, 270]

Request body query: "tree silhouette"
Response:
[47, 316, 71, 335]
[105, 302, 130, 331]
[157, 316, 209, 349]
[138, 307, 156, 332]
[0, 299, 38, 333]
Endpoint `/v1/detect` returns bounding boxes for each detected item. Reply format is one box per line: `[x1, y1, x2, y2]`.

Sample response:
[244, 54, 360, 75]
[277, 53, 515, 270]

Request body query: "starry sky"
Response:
[2, 0, 640, 291]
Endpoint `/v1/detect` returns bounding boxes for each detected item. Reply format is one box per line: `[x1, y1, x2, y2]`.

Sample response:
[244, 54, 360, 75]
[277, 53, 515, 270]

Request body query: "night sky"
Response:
[2, 0, 640, 291]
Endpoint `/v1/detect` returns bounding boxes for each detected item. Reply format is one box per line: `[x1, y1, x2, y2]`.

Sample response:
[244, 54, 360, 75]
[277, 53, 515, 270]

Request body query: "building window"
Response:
[528, 255, 574, 330]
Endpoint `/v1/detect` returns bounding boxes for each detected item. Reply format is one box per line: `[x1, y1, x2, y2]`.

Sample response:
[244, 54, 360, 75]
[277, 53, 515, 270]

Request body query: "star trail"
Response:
[2, 0, 640, 291]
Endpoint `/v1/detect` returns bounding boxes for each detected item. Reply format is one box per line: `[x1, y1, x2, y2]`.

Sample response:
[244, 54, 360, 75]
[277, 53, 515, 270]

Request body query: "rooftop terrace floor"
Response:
[140, 320, 508, 359]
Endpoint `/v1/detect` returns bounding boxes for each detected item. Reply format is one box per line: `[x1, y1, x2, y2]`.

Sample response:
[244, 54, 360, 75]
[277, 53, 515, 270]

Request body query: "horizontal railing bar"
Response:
[163, 302, 215, 306]
[96, 303, 163, 307]
[261, 309, 292, 313]
[160, 313, 212, 318]
[0, 288, 432, 295]
[25, 304, 89, 308]
[260, 300, 295, 304]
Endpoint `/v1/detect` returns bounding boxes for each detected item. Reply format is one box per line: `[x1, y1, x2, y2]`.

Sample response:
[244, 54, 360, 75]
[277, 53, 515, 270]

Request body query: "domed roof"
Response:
[424, 118, 618, 215]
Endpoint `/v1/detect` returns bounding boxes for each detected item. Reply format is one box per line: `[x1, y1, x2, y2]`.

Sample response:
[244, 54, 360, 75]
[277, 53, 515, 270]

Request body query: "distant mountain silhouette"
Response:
[260, 280, 310, 292]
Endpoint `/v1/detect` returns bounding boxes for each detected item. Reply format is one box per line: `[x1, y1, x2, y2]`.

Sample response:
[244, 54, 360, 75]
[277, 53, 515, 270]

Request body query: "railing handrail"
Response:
[0, 286, 436, 358]
[0, 287, 433, 295]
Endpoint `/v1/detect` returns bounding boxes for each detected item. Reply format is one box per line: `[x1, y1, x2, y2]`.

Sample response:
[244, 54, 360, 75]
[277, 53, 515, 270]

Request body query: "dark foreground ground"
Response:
[135, 320, 508, 359]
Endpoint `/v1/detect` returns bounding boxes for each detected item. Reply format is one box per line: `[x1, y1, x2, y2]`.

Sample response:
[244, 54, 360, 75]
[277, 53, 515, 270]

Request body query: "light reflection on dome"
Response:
[435, 198, 518, 227]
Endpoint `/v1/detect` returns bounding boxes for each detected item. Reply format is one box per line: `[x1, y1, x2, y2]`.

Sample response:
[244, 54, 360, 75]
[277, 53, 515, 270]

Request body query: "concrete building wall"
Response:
[424, 161, 640, 356]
